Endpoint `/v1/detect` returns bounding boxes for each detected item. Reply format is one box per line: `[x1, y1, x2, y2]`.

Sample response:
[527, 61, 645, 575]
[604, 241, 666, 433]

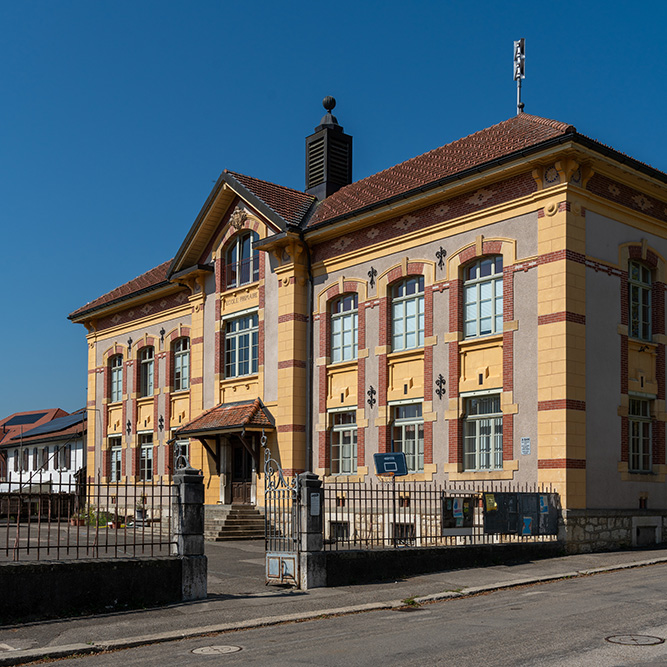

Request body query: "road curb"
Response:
[2, 557, 667, 665]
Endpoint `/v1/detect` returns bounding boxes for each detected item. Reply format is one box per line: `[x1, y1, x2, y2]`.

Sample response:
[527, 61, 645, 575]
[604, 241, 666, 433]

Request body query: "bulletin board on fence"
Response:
[441, 496, 475, 536]
[483, 492, 558, 536]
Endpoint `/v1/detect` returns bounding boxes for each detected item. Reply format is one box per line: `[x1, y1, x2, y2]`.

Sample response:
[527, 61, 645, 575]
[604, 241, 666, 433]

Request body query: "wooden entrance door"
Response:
[231, 438, 253, 504]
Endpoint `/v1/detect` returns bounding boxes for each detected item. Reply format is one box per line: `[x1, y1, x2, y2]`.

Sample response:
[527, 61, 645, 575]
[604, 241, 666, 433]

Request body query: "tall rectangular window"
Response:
[225, 313, 259, 378]
[330, 411, 357, 474]
[391, 403, 424, 473]
[109, 436, 122, 482]
[392, 277, 425, 351]
[331, 295, 358, 363]
[139, 347, 155, 397]
[58, 444, 71, 470]
[110, 355, 123, 402]
[139, 434, 153, 481]
[464, 256, 503, 338]
[629, 261, 651, 341]
[463, 394, 503, 470]
[629, 398, 651, 473]
[173, 338, 190, 391]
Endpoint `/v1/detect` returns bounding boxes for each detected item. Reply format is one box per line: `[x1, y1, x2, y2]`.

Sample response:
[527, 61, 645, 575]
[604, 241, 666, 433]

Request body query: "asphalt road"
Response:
[58, 563, 667, 666]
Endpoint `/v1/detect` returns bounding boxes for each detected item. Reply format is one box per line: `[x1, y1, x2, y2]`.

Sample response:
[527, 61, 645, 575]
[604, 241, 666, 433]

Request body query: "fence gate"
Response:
[264, 445, 300, 585]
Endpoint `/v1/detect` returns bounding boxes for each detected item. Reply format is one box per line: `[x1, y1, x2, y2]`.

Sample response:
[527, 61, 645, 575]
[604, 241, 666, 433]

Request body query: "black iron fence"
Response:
[0, 472, 176, 561]
[322, 478, 559, 551]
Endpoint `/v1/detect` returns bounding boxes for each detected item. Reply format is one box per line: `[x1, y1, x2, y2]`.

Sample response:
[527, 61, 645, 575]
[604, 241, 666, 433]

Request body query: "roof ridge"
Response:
[308, 114, 577, 227]
[518, 113, 576, 132]
[243, 397, 262, 425]
[331, 114, 574, 197]
[226, 170, 313, 199]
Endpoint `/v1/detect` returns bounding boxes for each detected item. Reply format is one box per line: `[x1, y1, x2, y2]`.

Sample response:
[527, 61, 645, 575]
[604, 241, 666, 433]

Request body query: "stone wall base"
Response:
[561, 509, 667, 554]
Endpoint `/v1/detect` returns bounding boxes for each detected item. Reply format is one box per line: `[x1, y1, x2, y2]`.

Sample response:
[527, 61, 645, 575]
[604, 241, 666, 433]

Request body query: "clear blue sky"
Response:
[2, 1, 666, 416]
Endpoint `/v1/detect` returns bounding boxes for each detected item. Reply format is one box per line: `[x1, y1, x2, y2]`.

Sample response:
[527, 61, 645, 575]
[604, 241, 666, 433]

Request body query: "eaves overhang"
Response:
[68, 279, 177, 323]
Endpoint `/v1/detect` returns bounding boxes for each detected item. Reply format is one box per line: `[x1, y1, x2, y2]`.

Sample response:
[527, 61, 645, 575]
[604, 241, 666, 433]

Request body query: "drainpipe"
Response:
[301, 232, 314, 473]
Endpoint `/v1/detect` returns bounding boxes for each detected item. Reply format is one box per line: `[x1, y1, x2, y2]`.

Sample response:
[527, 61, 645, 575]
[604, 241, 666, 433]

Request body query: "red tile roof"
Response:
[226, 171, 316, 227]
[307, 114, 575, 227]
[69, 259, 173, 320]
[0, 409, 69, 449]
[176, 399, 274, 436]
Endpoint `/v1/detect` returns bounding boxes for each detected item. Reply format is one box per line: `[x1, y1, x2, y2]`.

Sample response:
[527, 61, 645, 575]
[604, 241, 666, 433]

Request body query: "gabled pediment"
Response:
[168, 170, 315, 277]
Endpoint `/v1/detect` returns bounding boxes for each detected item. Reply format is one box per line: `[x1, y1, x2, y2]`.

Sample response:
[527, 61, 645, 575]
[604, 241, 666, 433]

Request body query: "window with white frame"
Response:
[173, 338, 190, 391]
[463, 394, 503, 471]
[392, 277, 425, 351]
[629, 261, 651, 341]
[109, 436, 122, 482]
[330, 411, 357, 474]
[139, 434, 153, 481]
[391, 403, 424, 473]
[629, 398, 652, 473]
[331, 294, 358, 363]
[40, 447, 48, 471]
[22, 449, 28, 472]
[464, 256, 503, 338]
[225, 313, 259, 378]
[110, 354, 123, 403]
[139, 347, 154, 397]
[13, 450, 18, 473]
[225, 231, 259, 289]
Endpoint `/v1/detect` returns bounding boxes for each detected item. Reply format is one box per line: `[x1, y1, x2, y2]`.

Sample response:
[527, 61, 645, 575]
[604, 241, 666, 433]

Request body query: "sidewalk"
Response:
[1, 542, 666, 665]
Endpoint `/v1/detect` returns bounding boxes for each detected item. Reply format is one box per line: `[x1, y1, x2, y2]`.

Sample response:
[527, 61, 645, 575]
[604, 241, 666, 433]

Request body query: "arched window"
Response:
[464, 256, 503, 338]
[629, 261, 651, 341]
[391, 277, 424, 351]
[110, 354, 123, 403]
[173, 338, 190, 391]
[331, 294, 358, 363]
[139, 347, 154, 397]
[225, 232, 259, 289]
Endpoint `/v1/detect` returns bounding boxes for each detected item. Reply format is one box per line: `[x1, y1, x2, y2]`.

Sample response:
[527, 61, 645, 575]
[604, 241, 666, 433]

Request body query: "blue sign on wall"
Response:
[373, 452, 408, 476]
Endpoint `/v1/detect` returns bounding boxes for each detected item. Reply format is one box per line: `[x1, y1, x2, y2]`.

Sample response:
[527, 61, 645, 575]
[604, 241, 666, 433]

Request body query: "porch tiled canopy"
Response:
[174, 398, 275, 475]
[175, 398, 274, 437]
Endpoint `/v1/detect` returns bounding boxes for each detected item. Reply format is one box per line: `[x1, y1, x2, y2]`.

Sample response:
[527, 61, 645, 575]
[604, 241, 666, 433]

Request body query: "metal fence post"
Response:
[298, 472, 326, 590]
[172, 465, 207, 601]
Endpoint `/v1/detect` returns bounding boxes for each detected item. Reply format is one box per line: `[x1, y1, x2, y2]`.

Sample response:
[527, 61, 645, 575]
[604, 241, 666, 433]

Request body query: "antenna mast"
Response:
[514, 38, 525, 114]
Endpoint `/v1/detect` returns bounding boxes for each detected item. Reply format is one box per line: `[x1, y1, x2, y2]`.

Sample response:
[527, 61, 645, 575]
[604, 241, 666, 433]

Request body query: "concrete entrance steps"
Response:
[204, 504, 265, 541]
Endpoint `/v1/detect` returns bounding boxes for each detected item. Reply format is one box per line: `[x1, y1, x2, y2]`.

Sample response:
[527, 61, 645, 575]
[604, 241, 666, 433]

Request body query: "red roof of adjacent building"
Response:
[0, 409, 69, 449]
[307, 114, 575, 227]
[227, 171, 316, 227]
[176, 399, 274, 436]
[69, 259, 173, 320]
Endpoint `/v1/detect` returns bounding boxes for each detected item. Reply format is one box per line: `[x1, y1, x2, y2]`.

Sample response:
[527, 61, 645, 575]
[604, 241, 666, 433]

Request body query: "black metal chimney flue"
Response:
[305, 96, 352, 200]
